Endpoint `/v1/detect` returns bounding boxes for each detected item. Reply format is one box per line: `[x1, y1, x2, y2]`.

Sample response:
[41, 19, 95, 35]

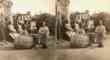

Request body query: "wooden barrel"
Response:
[88, 32, 96, 42]
[14, 35, 33, 49]
[71, 34, 89, 48]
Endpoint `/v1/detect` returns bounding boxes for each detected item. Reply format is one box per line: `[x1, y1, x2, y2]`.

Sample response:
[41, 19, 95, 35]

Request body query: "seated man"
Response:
[28, 20, 39, 48]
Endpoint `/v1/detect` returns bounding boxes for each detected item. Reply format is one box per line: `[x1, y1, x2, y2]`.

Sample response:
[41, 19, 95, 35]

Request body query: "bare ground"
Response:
[0, 35, 110, 60]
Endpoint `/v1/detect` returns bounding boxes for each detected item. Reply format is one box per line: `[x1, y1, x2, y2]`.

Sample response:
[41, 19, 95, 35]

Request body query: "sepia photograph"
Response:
[0, 0, 110, 60]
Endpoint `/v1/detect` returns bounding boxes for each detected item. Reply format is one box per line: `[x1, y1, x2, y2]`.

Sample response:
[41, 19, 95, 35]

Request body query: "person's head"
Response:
[42, 21, 46, 26]
[30, 21, 36, 26]
[99, 20, 103, 25]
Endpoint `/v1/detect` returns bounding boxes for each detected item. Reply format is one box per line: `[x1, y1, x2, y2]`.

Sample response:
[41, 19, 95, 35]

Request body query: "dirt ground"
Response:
[0, 35, 110, 60]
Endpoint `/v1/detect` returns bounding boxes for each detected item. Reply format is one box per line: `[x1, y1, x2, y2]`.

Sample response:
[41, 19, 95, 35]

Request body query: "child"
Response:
[95, 20, 106, 47]
[39, 22, 49, 48]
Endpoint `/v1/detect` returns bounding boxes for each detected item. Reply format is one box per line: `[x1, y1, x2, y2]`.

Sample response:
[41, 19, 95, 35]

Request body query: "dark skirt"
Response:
[96, 33, 104, 43]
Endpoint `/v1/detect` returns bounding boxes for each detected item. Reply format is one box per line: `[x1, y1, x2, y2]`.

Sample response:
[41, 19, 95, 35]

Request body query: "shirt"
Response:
[39, 26, 49, 37]
[95, 25, 106, 36]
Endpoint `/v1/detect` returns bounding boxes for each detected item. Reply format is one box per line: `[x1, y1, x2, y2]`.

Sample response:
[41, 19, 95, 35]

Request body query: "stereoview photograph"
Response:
[0, 0, 109, 60]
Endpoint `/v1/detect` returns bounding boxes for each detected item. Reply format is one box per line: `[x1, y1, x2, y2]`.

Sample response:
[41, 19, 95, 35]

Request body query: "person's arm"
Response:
[104, 26, 106, 34]
[46, 27, 50, 36]
[39, 27, 42, 33]
[95, 26, 98, 33]
[103, 26, 106, 38]
[39, 27, 44, 34]
[65, 24, 73, 31]
[8, 24, 16, 32]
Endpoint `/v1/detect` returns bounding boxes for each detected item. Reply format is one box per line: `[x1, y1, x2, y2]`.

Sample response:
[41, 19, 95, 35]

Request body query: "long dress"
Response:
[39, 26, 49, 48]
[95, 25, 106, 45]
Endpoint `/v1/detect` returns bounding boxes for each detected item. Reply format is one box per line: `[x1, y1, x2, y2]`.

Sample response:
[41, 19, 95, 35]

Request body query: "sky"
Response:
[12, 0, 50, 15]
[12, 0, 110, 15]
[69, 0, 110, 14]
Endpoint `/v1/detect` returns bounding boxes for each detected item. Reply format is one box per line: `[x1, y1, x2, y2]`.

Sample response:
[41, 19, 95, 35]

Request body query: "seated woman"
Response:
[63, 23, 75, 41]
[8, 22, 20, 42]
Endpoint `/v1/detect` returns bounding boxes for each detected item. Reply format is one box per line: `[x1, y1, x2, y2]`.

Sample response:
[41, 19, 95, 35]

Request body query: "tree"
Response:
[93, 12, 110, 32]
